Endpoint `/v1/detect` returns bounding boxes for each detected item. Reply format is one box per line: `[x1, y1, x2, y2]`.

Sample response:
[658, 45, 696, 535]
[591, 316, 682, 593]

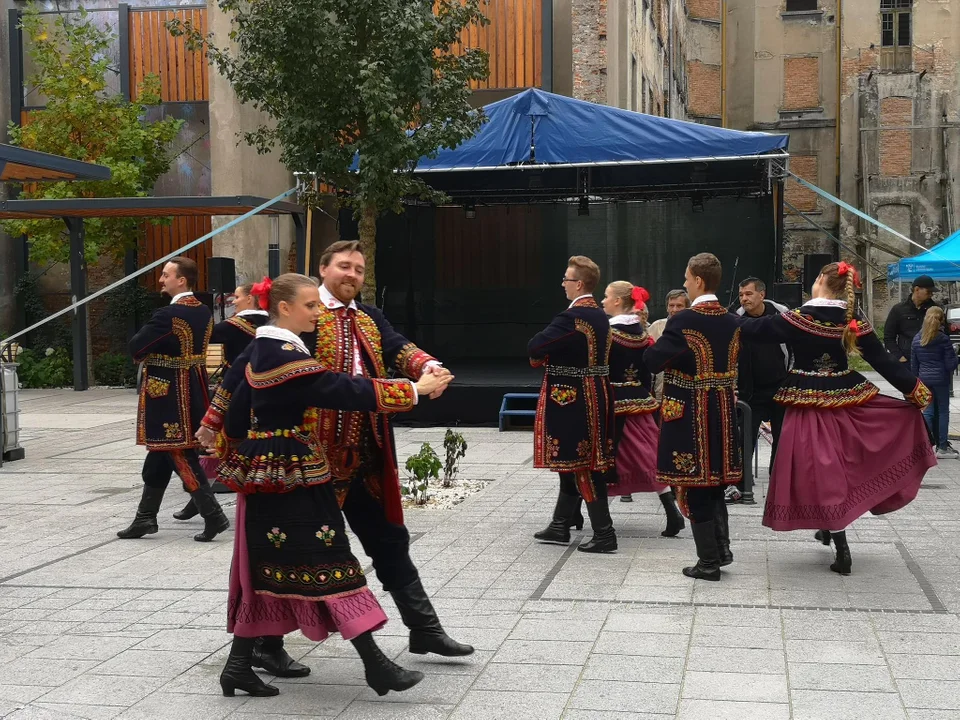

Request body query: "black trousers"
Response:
[686, 486, 723, 524]
[744, 395, 785, 474]
[558, 471, 609, 502]
[141, 449, 209, 493]
[342, 473, 418, 593]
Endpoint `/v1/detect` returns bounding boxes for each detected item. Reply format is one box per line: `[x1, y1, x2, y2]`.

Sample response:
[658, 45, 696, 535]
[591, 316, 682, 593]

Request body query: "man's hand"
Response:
[196, 426, 217, 450]
[421, 364, 452, 399]
[900, 357, 908, 363]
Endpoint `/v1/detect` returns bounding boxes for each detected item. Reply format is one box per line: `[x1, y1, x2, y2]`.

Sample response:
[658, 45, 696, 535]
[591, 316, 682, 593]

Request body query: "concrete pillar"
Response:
[0, 1, 20, 332]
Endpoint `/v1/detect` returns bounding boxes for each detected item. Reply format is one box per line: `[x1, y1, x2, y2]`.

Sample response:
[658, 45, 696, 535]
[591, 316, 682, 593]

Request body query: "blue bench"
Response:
[499, 393, 539, 431]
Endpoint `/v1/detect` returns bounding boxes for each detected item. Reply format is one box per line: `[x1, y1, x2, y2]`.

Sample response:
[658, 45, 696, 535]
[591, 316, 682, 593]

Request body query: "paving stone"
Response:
[685, 647, 786, 674]
[582, 654, 685, 684]
[784, 639, 886, 665]
[567, 679, 679, 714]
[472, 662, 583, 693]
[676, 699, 789, 720]
[682, 671, 788, 703]
[788, 662, 896, 692]
[790, 690, 907, 720]
[448, 690, 569, 720]
[491, 639, 593, 666]
[897, 679, 960, 710]
[592, 631, 689, 658]
[40, 674, 166, 707]
[690, 624, 784, 650]
[337, 702, 453, 719]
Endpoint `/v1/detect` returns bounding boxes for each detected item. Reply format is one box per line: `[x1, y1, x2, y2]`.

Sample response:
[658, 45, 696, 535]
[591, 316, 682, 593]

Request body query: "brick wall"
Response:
[687, 0, 721, 21]
[572, 0, 608, 103]
[782, 56, 820, 110]
[879, 97, 913, 177]
[687, 60, 721, 117]
[785, 155, 819, 213]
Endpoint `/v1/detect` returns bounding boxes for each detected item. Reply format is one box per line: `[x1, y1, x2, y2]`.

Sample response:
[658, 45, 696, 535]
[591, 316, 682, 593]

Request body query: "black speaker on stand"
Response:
[803, 253, 833, 296]
[208, 257, 236, 322]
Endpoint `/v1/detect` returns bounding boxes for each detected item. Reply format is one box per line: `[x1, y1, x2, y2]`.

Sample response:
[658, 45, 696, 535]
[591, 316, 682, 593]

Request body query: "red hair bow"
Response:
[847, 319, 859, 332]
[836, 261, 863, 289]
[631, 285, 651, 310]
[250, 276, 272, 310]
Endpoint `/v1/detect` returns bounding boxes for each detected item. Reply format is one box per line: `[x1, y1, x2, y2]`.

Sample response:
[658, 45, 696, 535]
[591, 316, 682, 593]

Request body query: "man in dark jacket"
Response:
[884, 276, 942, 362]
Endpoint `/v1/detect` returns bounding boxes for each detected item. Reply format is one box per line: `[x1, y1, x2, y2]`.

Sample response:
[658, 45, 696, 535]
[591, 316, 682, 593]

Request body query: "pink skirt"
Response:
[609, 414, 668, 496]
[199, 455, 220, 480]
[763, 395, 936, 532]
[226, 495, 387, 641]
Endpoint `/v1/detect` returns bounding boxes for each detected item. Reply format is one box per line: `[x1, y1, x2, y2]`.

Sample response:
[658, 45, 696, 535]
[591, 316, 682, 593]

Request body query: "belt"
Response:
[546, 364, 609, 378]
[664, 369, 737, 390]
[144, 353, 206, 369]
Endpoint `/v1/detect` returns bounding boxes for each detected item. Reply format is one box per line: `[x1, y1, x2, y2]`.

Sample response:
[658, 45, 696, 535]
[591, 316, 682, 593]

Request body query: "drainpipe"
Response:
[721, 0, 727, 127]
[835, 0, 843, 227]
[667, 0, 673, 117]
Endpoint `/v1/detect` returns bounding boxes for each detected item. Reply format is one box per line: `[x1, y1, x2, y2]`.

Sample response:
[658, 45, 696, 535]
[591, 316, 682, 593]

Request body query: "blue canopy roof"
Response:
[888, 228, 960, 281]
[412, 88, 789, 172]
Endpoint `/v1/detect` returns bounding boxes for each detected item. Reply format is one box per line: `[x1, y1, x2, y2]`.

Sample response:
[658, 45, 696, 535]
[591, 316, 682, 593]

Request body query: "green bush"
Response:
[17, 347, 73, 388]
[93, 353, 137, 387]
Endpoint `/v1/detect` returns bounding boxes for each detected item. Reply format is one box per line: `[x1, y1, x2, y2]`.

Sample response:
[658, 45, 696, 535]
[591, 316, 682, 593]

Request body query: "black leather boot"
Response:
[830, 530, 852, 575]
[660, 490, 686, 538]
[117, 485, 165, 539]
[815, 530, 832, 546]
[578, 496, 617, 553]
[252, 636, 311, 677]
[173, 498, 198, 521]
[351, 630, 423, 696]
[534, 492, 581, 544]
[714, 496, 733, 566]
[568, 496, 585, 530]
[619, 494, 633, 503]
[191, 484, 230, 542]
[220, 636, 280, 697]
[390, 578, 474, 657]
[682, 521, 721, 581]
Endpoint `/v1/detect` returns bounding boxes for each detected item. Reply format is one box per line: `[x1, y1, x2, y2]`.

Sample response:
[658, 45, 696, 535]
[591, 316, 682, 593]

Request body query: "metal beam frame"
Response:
[0, 195, 304, 218]
[64, 218, 89, 391]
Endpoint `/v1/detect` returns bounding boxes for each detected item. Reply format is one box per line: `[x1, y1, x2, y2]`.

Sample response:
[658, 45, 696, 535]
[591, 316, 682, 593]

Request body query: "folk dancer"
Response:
[117, 257, 230, 543]
[601, 281, 685, 536]
[739, 262, 935, 575]
[531, 256, 618, 553]
[175, 282, 268, 522]
[643, 253, 742, 580]
[204, 273, 452, 698]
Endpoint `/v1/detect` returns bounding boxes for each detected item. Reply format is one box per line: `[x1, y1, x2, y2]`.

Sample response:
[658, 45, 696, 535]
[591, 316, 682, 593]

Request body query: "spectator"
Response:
[649, 289, 690, 400]
[911, 307, 959, 459]
[885, 275, 942, 363]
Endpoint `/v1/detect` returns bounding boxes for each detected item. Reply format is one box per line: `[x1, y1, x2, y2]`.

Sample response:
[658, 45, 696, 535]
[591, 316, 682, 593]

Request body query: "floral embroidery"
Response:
[813, 353, 838, 373]
[577, 439, 591, 458]
[162, 422, 181, 439]
[266, 527, 287, 549]
[145, 376, 170, 399]
[661, 397, 684, 422]
[550, 384, 578, 406]
[623, 364, 639, 383]
[907, 379, 933, 409]
[316, 525, 336, 546]
[281, 343, 296, 351]
[373, 380, 415, 412]
[672, 451, 696, 474]
[547, 436, 561, 458]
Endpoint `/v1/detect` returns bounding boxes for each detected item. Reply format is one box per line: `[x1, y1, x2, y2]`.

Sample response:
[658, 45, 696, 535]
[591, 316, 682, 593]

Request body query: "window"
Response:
[880, 0, 912, 72]
[785, 0, 818, 11]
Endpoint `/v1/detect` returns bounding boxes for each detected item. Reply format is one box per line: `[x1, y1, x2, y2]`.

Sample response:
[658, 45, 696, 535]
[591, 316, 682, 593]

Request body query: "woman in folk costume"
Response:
[601, 281, 685, 537]
[205, 274, 451, 698]
[175, 283, 268, 522]
[740, 262, 935, 575]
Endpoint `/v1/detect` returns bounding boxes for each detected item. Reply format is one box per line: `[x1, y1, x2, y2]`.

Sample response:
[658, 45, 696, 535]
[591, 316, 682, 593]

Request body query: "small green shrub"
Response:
[93, 352, 137, 387]
[403, 442, 442, 505]
[17, 347, 73, 388]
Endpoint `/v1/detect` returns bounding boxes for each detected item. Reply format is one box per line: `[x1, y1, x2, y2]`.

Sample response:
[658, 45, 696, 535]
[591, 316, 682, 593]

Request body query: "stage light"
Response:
[464, 201, 476, 219]
[578, 196, 589, 216]
[691, 194, 705, 213]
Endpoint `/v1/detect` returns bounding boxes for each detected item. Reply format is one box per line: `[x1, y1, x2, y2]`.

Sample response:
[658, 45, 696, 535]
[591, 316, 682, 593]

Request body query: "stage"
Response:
[398, 360, 542, 426]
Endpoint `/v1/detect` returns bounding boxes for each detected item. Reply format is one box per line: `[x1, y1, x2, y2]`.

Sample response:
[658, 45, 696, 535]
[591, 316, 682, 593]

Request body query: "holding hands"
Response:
[417, 364, 454, 399]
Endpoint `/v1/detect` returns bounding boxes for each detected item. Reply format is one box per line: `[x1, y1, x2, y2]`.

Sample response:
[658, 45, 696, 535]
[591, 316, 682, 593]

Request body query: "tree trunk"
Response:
[358, 203, 378, 306]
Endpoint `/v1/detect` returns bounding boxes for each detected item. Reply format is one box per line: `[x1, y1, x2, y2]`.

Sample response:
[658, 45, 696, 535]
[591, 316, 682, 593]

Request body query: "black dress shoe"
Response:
[390, 579, 475, 657]
[577, 527, 617, 553]
[410, 630, 474, 657]
[173, 499, 198, 521]
[220, 656, 280, 697]
[682, 561, 721, 581]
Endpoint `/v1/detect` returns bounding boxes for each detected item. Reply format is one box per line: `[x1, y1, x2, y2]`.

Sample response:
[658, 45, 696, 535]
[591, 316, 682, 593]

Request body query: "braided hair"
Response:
[819, 262, 861, 355]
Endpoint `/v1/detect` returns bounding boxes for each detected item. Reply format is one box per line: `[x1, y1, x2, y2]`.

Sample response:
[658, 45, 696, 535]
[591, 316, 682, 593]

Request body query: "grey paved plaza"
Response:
[1, 379, 960, 719]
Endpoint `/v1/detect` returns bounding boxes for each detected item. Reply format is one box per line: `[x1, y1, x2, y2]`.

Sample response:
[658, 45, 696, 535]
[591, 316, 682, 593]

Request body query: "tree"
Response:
[2, 4, 184, 265]
[170, 1, 489, 301]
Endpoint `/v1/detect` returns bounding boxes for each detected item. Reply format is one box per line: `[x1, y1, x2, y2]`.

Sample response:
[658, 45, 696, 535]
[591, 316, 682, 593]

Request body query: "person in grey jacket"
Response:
[911, 306, 959, 458]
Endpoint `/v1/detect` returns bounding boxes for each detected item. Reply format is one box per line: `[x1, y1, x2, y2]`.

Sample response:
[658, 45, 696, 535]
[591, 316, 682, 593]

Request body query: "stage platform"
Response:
[397, 360, 541, 427]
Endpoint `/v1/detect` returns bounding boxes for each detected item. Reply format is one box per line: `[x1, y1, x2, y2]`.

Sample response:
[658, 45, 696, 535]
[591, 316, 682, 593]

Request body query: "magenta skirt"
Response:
[226, 495, 387, 641]
[763, 395, 936, 532]
[609, 413, 667, 496]
[200, 455, 220, 480]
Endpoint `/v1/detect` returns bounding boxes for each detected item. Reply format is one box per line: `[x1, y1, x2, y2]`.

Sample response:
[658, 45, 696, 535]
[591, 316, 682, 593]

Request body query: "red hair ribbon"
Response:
[847, 319, 859, 332]
[250, 276, 272, 310]
[631, 285, 651, 310]
[836, 261, 863, 289]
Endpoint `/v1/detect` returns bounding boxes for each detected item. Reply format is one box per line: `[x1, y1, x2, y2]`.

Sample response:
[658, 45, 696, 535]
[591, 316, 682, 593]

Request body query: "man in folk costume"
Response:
[644, 253, 742, 581]
[530, 256, 618, 553]
[118, 257, 230, 543]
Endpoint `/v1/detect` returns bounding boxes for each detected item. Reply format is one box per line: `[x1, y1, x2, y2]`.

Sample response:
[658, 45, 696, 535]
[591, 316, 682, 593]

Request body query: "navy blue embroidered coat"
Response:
[528, 296, 616, 474]
[643, 301, 742, 487]
[211, 311, 268, 367]
[739, 304, 931, 408]
[131, 294, 213, 451]
[609, 323, 658, 416]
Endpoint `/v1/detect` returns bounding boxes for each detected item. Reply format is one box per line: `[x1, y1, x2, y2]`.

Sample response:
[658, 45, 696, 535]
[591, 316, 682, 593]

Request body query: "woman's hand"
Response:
[195, 426, 217, 450]
[415, 370, 453, 398]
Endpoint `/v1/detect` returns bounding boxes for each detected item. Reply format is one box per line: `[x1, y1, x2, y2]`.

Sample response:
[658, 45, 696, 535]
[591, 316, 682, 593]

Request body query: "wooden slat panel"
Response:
[457, 0, 540, 90]
[128, 8, 209, 102]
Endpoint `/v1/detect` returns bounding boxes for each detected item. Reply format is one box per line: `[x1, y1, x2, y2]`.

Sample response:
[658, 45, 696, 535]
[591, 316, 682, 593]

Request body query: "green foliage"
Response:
[2, 4, 184, 265]
[92, 352, 136, 387]
[442, 428, 468, 488]
[17, 347, 73, 388]
[403, 442, 442, 505]
[99, 281, 154, 354]
[14, 271, 72, 353]
[169, 0, 489, 297]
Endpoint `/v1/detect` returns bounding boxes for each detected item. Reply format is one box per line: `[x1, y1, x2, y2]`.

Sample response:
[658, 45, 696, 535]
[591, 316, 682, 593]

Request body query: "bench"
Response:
[206, 343, 225, 385]
[499, 393, 539, 431]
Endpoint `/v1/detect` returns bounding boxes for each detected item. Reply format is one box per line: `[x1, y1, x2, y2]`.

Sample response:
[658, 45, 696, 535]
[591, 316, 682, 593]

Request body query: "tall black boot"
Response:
[568, 495, 585, 530]
[830, 531, 852, 575]
[220, 636, 280, 697]
[534, 492, 582, 544]
[390, 578, 474, 657]
[578, 496, 617, 553]
[714, 496, 733, 566]
[351, 630, 424, 696]
[682, 521, 721, 581]
[116, 485, 165, 539]
[660, 490, 685, 538]
[252, 635, 311, 677]
[173, 498, 198, 521]
[191, 484, 230, 542]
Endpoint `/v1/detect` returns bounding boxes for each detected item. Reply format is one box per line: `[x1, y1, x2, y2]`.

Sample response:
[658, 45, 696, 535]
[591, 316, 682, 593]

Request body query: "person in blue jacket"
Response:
[911, 306, 959, 458]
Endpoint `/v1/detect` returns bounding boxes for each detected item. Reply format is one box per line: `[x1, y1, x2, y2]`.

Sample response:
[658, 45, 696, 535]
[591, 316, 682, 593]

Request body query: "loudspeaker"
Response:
[194, 292, 215, 312]
[208, 256, 236, 294]
[803, 253, 833, 294]
[772, 282, 803, 309]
